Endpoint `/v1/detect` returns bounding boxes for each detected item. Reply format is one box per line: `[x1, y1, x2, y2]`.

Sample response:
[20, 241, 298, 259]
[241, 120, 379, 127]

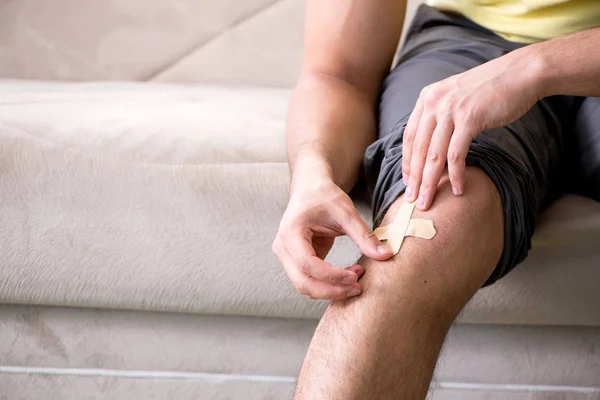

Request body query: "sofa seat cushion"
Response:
[1, 80, 599, 326]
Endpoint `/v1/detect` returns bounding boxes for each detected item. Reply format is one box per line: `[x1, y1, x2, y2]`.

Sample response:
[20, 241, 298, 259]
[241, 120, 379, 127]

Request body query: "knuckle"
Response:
[271, 239, 280, 254]
[420, 180, 435, 192]
[426, 150, 441, 163]
[424, 87, 440, 105]
[455, 109, 468, 122]
[298, 260, 311, 274]
[319, 270, 333, 282]
[409, 175, 423, 186]
[448, 167, 464, 180]
[450, 176, 464, 187]
[457, 109, 475, 126]
[277, 227, 290, 242]
[361, 229, 376, 243]
[412, 141, 427, 155]
[437, 99, 452, 115]
[295, 283, 309, 296]
[287, 220, 305, 232]
[447, 149, 464, 163]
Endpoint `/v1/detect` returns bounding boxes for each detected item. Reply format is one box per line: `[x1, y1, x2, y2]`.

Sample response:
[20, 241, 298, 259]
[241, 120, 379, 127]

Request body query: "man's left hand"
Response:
[402, 49, 545, 210]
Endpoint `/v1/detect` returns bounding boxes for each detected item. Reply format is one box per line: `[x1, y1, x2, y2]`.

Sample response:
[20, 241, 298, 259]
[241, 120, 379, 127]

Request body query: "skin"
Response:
[273, 0, 600, 301]
[404, 27, 600, 211]
[295, 168, 504, 399]
[273, 0, 406, 300]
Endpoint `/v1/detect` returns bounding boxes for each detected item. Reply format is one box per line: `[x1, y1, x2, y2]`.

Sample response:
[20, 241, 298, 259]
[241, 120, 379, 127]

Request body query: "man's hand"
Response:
[276, 0, 406, 300]
[273, 176, 393, 301]
[402, 48, 545, 210]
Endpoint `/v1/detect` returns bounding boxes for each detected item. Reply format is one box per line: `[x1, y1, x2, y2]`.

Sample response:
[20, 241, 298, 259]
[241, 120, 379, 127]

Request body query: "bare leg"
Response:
[295, 167, 504, 399]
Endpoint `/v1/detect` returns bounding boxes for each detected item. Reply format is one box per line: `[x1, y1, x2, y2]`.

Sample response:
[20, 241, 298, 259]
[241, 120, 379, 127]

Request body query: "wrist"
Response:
[289, 147, 335, 196]
[518, 43, 556, 99]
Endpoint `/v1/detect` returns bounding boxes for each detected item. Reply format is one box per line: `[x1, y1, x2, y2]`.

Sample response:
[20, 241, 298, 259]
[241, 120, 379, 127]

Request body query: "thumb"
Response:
[339, 207, 393, 260]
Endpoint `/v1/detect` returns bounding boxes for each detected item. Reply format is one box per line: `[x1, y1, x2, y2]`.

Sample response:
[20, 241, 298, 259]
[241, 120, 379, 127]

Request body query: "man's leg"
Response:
[295, 167, 503, 399]
[293, 6, 567, 399]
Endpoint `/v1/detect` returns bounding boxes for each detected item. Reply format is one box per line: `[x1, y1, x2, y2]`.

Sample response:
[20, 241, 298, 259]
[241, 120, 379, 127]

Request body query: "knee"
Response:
[322, 168, 505, 324]
[378, 167, 504, 258]
[361, 167, 504, 302]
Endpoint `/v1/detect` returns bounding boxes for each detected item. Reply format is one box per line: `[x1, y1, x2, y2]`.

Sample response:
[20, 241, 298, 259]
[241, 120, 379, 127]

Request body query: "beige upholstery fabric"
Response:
[151, 0, 305, 86]
[0, 0, 281, 83]
[0, 0, 425, 86]
[1, 1, 599, 396]
[1, 81, 600, 327]
[0, 81, 288, 164]
[1, 306, 599, 399]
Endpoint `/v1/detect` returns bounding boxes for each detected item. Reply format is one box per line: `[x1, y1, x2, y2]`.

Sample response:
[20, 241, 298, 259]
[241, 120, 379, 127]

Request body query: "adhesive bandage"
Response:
[373, 201, 436, 255]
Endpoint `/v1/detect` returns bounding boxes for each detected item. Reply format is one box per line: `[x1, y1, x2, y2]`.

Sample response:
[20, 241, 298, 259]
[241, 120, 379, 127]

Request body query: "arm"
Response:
[537, 27, 600, 97]
[273, 0, 407, 300]
[288, 0, 408, 192]
[402, 27, 600, 211]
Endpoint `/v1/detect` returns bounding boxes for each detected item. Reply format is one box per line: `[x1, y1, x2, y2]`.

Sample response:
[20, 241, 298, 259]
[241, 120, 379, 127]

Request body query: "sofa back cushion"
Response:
[0, 0, 423, 86]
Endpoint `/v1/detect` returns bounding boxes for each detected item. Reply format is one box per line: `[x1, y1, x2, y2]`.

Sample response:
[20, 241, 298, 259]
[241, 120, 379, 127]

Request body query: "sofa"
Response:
[1, 1, 599, 399]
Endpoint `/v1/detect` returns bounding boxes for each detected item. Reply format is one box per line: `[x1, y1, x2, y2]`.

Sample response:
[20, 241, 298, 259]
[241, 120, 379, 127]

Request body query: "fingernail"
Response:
[342, 275, 357, 285]
[417, 195, 425, 209]
[452, 186, 462, 196]
[347, 288, 361, 297]
[377, 244, 391, 254]
[405, 186, 413, 200]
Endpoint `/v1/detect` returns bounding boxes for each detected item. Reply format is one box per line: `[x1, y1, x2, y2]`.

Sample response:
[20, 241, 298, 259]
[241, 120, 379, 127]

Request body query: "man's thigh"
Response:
[364, 6, 572, 286]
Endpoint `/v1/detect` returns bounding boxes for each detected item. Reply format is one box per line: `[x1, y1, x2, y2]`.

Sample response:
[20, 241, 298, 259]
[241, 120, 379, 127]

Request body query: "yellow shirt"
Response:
[426, 0, 600, 43]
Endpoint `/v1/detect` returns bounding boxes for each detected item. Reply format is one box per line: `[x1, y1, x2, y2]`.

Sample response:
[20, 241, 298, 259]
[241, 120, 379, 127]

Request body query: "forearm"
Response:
[531, 27, 600, 97]
[287, 72, 378, 193]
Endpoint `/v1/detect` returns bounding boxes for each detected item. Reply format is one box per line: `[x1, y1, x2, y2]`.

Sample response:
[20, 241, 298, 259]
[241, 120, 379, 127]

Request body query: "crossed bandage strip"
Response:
[373, 201, 437, 255]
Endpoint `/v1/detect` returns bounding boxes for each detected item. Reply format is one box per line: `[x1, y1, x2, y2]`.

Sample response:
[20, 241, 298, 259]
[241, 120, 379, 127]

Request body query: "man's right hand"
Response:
[273, 175, 393, 301]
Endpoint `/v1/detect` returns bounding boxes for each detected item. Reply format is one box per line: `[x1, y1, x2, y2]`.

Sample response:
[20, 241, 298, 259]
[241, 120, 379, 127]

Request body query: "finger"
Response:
[286, 230, 358, 285]
[402, 97, 424, 186]
[447, 124, 475, 196]
[279, 246, 360, 300]
[338, 207, 393, 260]
[345, 264, 365, 279]
[416, 118, 453, 211]
[407, 113, 437, 202]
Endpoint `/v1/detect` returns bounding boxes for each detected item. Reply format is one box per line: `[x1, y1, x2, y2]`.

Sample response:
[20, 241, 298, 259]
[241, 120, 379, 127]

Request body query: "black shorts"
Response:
[364, 5, 600, 286]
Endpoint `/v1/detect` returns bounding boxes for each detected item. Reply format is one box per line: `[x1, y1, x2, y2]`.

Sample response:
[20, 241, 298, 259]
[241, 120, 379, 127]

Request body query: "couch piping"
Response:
[0, 366, 599, 393]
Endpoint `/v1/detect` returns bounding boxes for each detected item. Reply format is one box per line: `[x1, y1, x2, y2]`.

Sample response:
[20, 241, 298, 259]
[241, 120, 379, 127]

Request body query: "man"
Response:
[272, 0, 600, 398]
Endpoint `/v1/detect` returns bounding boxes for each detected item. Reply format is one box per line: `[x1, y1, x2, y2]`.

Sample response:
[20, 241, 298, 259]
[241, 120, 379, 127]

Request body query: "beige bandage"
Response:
[373, 201, 436, 255]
